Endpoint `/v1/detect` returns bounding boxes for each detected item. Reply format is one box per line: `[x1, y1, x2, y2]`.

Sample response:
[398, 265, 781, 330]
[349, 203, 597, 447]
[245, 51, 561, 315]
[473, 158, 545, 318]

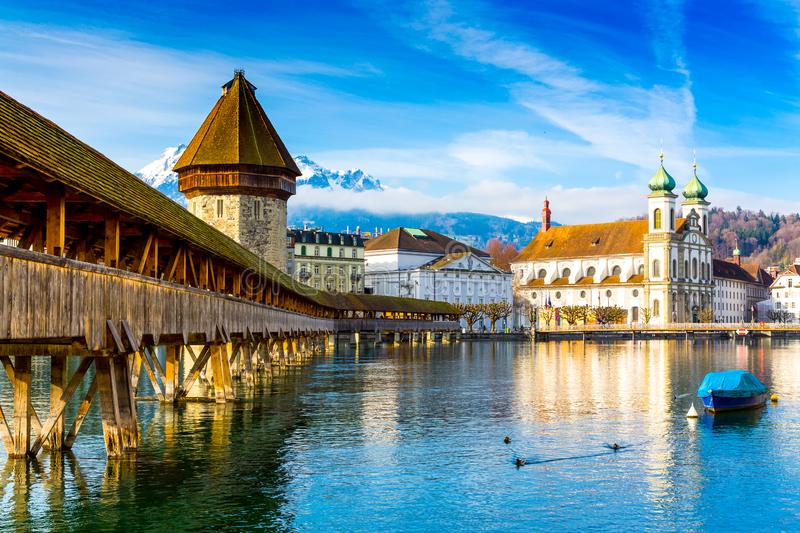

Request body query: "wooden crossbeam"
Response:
[134, 232, 154, 275]
[186, 249, 199, 287]
[63, 377, 97, 450]
[164, 246, 183, 282]
[178, 344, 212, 398]
[29, 357, 93, 456]
[138, 349, 164, 402]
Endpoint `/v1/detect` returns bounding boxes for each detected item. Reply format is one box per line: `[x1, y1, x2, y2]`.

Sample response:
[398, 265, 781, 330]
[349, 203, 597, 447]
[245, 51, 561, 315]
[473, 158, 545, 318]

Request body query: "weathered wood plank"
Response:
[12, 356, 32, 457]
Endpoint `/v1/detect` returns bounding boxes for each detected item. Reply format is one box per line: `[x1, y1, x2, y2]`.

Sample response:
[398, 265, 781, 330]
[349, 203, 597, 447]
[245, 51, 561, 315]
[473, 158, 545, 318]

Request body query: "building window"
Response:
[580, 290, 586, 298]
[790, 280, 793, 288]
[216, 199, 224, 218]
[638, 264, 645, 275]
[300, 245, 306, 256]
[684, 260, 689, 277]
[653, 208, 662, 230]
[605, 290, 612, 297]
[652, 259, 660, 278]
[339, 248, 344, 258]
[314, 246, 320, 256]
[562, 268, 571, 278]
[692, 258, 698, 279]
[339, 266, 345, 276]
[352, 249, 357, 258]
[314, 265, 320, 275]
[538, 269, 547, 279]
[672, 259, 677, 277]
[670, 208, 675, 230]
[555, 291, 561, 299]
[326, 266, 332, 274]
[653, 299, 660, 317]
[254, 199, 262, 220]
[586, 266, 596, 277]
[532, 292, 538, 299]
[327, 247, 332, 257]
[633, 289, 639, 297]
[611, 265, 622, 276]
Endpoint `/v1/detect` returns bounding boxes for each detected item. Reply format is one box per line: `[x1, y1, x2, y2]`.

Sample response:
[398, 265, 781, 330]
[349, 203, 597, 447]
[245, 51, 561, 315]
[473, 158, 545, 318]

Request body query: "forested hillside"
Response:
[709, 207, 800, 267]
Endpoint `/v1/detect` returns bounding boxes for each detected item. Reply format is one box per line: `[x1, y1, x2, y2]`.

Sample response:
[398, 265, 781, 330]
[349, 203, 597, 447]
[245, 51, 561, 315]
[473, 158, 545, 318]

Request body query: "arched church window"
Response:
[653, 208, 662, 230]
[692, 258, 698, 279]
[538, 269, 547, 279]
[653, 299, 661, 317]
[652, 259, 661, 278]
[562, 268, 571, 278]
[611, 265, 622, 276]
[638, 265, 645, 275]
[670, 208, 675, 230]
[586, 266, 596, 277]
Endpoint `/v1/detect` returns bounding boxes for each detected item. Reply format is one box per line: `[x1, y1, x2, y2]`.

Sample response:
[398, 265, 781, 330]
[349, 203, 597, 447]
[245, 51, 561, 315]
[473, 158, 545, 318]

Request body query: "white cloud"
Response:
[292, 180, 647, 224]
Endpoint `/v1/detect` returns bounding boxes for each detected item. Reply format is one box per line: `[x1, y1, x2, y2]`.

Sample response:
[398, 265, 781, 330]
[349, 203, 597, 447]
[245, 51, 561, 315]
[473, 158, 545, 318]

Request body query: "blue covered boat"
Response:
[697, 370, 768, 412]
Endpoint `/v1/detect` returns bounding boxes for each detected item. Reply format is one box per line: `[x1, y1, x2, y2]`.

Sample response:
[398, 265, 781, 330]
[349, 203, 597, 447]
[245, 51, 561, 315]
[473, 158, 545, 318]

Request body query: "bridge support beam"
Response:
[96, 355, 139, 458]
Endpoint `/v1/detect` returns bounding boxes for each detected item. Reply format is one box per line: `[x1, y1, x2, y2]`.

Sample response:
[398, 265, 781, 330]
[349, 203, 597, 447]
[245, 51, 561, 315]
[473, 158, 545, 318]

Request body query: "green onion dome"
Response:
[648, 152, 676, 193]
[683, 162, 709, 200]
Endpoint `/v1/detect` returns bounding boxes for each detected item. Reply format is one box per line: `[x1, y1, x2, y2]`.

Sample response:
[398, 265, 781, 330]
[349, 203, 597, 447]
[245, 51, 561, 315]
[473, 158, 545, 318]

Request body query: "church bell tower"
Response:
[174, 70, 300, 272]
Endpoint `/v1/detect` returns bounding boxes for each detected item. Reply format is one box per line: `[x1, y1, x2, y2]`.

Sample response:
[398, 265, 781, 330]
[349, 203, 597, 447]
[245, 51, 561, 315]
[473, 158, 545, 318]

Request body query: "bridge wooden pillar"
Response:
[95, 355, 139, 458]
[11, 356, 32, 458]
[48, 356, 67, 450]
[164, 345, 180, 403]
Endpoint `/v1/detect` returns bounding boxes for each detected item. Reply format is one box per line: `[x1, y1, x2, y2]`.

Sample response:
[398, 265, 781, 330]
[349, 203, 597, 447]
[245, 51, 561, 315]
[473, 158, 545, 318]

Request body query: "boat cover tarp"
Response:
[697, 370, 768, 398]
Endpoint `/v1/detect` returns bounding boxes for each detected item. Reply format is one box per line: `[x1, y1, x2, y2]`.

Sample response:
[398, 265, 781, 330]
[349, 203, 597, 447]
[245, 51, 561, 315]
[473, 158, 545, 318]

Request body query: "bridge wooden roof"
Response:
[0, 90, 296, 288]
[0, 91, 453, 316]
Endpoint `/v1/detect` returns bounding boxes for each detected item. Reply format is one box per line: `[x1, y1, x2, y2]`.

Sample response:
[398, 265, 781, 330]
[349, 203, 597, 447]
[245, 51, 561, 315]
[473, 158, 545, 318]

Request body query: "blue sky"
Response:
[2, 0, 800, 223]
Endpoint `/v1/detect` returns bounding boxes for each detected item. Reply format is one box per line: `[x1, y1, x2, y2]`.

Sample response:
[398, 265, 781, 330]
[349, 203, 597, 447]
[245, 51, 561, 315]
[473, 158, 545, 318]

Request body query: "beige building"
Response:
[175, 70, 298, 273]
[290, 229, 365, 293]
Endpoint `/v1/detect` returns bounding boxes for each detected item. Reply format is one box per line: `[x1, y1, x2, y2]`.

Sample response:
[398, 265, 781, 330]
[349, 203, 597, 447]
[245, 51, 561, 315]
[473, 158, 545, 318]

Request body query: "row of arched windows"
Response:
[535, 264, 640, 280]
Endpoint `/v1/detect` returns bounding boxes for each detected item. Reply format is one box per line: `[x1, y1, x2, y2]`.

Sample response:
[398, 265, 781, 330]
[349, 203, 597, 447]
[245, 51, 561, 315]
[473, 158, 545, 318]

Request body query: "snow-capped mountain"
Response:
[295, 155, 383, 191]
[135, 146, 382, 204]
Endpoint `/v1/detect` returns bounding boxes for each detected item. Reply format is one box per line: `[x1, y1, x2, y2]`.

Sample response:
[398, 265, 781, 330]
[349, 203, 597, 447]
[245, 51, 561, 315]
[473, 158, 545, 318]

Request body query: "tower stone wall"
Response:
[189, 194, 288, 272]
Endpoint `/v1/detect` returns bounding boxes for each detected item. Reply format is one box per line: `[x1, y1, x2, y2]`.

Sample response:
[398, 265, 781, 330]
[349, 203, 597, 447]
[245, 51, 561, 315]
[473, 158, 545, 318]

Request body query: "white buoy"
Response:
[686, 404, 699, 418]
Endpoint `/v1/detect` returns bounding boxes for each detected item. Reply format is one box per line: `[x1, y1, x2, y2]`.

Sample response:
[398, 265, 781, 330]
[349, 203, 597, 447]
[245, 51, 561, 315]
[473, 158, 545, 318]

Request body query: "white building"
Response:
[770, 262, 800, 322]
[512, 156, 715, 325]
[712, 254, 772, 323]
[364, 227, 513, 330]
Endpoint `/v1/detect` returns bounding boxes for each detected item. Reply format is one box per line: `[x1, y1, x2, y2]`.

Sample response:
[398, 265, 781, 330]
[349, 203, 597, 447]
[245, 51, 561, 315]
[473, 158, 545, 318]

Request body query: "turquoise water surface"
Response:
[1, 339, 799, 531]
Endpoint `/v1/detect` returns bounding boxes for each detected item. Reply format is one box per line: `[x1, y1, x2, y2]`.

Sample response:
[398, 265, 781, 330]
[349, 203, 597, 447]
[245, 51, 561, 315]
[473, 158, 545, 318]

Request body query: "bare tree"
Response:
[484, 301, 513, 333]
[454, 303, 486, 332]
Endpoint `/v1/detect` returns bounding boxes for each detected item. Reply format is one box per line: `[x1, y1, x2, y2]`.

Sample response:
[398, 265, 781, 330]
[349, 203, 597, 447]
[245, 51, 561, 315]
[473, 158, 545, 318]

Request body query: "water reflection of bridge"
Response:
[0, 91, 458, 459]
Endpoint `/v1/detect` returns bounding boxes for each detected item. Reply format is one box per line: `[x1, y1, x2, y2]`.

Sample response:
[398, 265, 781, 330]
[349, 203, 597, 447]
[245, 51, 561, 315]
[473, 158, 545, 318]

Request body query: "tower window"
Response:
[216, 199, 224, 218]
[653, 299, 660, 317]
[652, 259, 661, 278]
[653, 208, 662, 230]
[254, 199, 262, 220]
[670, 208, 675, 230]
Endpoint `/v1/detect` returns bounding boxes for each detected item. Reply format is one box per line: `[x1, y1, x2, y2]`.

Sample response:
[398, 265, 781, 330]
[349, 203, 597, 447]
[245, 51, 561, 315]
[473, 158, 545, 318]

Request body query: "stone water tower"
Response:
[174, 70, 300, 272]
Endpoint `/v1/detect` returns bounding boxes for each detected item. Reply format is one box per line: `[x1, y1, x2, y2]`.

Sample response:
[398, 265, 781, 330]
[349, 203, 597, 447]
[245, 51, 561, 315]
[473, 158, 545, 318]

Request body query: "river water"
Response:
[1, 339, 799, 531]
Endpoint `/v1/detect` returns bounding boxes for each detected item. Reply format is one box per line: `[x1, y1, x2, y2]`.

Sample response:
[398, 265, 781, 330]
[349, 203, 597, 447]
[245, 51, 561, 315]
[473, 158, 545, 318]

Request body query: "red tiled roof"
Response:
[365, 228, 489, 257]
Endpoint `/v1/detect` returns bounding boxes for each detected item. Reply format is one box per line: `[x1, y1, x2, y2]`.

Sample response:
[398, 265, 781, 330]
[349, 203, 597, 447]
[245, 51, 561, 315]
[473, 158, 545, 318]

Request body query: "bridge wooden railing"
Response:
[333, 318, 460, 333]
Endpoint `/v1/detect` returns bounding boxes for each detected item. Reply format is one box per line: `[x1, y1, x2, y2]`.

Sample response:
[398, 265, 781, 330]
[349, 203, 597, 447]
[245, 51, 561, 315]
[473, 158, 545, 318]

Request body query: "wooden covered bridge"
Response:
[0, 90, 458, 459]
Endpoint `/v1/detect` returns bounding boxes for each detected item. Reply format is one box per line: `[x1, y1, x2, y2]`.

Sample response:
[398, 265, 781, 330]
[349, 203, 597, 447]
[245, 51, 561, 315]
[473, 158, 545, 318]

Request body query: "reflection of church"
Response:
[511, 154, 717, 325]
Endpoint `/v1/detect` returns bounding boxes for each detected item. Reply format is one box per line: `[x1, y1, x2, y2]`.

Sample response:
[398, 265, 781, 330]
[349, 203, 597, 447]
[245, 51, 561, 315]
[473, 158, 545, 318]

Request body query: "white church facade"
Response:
[511, 155, 717, 325]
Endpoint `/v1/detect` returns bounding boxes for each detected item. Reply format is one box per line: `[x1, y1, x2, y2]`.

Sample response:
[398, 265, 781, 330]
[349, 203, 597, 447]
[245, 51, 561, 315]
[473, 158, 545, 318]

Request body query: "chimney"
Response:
[541, 197, 551, 232]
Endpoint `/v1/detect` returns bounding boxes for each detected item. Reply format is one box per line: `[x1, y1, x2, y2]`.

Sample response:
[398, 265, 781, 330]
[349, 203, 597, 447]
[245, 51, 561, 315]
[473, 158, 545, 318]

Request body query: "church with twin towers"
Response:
[510, 153, 760, 325]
